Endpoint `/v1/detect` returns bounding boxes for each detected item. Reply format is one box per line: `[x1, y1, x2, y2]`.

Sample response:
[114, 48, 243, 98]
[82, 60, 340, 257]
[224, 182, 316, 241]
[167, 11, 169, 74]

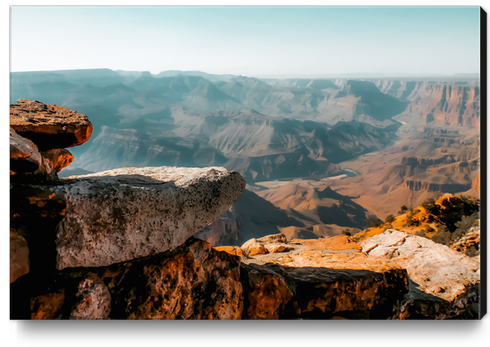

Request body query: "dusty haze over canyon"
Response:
[10, 67, 481, 321]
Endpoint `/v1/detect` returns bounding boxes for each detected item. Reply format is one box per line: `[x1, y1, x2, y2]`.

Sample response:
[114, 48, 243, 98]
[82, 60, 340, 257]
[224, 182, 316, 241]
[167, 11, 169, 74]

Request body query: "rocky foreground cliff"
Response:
[10, 100, 482, 319]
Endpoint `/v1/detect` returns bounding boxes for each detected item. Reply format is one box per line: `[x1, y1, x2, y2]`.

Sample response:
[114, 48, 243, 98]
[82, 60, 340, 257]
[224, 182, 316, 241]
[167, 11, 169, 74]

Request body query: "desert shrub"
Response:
[398, 205, 408, 215]
[341, 228, 352, 236]
[366, 216, 382, 228]
[432, 225, 451, 246]
[452, 212, 480, 241]
[405, 210, 419, 227]
[384, 214, 396, 224]
[421, 198, 439, 215]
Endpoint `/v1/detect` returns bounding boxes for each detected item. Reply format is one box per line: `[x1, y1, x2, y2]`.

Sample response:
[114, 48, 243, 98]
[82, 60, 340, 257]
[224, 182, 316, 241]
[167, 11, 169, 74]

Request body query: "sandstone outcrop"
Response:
[237, 231, 481, 319]
[10, 99, 93, 149]
[241, 234, 409, 319]
[241, 234, 293, 256]
[240, 263, 293, 319]
[51, 166, 245, 269]
[360, 230, 480, 319]
[451, 221, 480, 257]
[214, 246, 246, 257]
[405, 180, 471, 193]
[106, 237, 243, 319]
[41, 148, 74, 175]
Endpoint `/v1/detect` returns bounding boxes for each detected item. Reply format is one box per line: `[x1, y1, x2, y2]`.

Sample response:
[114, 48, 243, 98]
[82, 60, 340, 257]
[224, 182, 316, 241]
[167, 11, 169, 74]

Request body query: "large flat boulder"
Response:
[10, 99, 93, 150]
[361, 229, 480, 319]
[51, 166, 246, 269]
[361, 229, 479, 302]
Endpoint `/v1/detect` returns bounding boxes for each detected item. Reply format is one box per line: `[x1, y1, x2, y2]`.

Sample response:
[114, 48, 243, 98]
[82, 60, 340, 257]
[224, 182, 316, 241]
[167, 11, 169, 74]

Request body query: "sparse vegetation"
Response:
[432, 225, 451, 246]
[384, 214, 395, 224]
[405, 209, 419, 227]
[341, 228, 352, 236]
[398, 205, 408, 215]
[421, 198, 438, 215]
[366, 216, 382, 228]
[452, 212, 479, 241]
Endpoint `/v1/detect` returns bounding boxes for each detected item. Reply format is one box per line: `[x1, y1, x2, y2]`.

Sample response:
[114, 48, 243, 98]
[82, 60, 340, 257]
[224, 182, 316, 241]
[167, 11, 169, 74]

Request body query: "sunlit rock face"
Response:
[96, 237, 244, 320]
[239, 234, 410, 319]
[10, 99, 93, 149]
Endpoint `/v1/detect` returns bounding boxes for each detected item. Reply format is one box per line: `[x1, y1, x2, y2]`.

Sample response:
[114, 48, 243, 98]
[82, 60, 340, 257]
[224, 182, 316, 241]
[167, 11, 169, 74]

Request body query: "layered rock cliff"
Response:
[10, 99, 482, 320]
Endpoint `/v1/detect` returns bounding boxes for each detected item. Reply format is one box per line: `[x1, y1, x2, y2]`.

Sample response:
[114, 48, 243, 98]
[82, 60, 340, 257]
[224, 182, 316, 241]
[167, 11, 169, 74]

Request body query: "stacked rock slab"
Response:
[10, 99, 249, 320]
[10, 99, 93, 287]
[10, 98, 92, 181]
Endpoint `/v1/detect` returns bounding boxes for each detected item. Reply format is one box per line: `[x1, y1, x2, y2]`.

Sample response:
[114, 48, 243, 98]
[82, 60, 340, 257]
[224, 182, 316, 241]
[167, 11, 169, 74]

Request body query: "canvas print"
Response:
[9, 6, 484, 320]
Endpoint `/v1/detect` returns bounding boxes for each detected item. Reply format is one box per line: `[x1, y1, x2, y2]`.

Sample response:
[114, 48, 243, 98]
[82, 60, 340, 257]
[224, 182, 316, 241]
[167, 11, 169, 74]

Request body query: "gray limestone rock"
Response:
[52, 166, 246, 269]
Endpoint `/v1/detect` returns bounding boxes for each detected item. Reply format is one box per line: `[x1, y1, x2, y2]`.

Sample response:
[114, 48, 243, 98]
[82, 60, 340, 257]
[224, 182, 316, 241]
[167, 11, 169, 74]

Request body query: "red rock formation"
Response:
[214, 246, 246, 257]
[405, 180, 471, 193]
[10, 99, 93, 149]
[240, 263, 293, 319]
[30, 292, 65, 320]
[104, 237, 243, 319]
[41, 148, 74, 175]
[387, 82, 480, 127]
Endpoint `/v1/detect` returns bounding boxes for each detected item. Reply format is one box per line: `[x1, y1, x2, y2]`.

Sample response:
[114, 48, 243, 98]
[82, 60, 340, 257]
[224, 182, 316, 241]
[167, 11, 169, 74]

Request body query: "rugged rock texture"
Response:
[238, 231, 481, 319]
[214, 246, 246, 257]
[105, 237, 243, 319]
[69, 273, 111, 320]
[10, 97, 481, 320]
[10, 127, 43, 175]
[401, 84, 480, 127]
[41, 148, 74, 175]
[30, 292, 65, 320]
[242, 234, 410, 319]
[51, 166, 246, 269]
[10, 99, 93, 149]
[10, 230, 30, 283]
[361, 230, 480, 319]
[240, 263, 293, 319]
[405, 180, 471, 193]
[241, 234, 293, 257]
[451, 221, 480, 257]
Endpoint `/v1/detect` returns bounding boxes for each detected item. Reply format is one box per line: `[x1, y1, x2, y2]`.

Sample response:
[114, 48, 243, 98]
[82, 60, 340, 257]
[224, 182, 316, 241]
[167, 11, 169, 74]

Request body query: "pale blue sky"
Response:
[10, 6, 481, 77]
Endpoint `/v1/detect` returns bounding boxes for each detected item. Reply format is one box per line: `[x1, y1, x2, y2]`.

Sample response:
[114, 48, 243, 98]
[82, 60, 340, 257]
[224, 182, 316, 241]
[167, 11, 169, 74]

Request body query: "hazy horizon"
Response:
[10, 6, 481, 76]
[10, 67, 481, 81]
